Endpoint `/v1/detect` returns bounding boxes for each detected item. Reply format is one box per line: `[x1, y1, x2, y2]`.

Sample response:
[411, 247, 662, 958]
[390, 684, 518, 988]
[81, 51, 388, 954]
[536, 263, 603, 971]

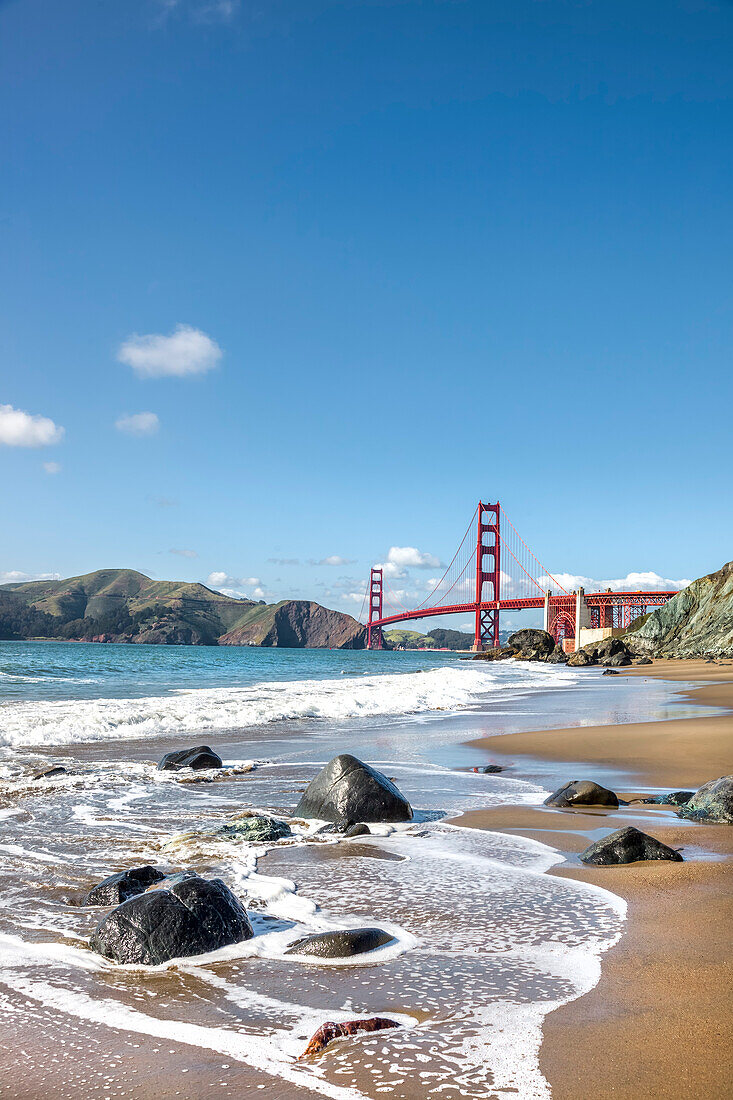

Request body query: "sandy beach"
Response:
[460, 659, 733, 1099]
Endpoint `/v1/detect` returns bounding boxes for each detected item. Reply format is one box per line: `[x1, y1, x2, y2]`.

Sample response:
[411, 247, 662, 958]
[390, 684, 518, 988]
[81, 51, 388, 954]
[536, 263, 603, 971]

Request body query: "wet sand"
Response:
[459, 659, 733, 1100]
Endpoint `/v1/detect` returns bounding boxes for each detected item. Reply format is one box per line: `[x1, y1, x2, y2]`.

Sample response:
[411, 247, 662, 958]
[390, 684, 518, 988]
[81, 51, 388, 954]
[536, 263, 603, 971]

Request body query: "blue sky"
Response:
[1, 0, 732, 631]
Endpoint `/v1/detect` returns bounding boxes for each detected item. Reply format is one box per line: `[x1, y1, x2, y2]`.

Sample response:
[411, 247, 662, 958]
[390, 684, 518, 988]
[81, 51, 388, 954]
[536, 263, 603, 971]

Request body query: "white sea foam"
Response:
[0, 662, 578, 749]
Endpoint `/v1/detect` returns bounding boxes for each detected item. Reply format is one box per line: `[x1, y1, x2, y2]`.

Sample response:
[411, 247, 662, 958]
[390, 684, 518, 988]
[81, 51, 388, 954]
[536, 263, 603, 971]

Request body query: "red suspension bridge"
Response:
[365, 501, 678, 652]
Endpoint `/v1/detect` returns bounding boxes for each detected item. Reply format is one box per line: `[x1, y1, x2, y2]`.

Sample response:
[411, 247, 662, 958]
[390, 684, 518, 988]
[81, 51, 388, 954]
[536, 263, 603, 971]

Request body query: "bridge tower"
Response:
[366, 567, 384, 650]
[472, 501, 501, 651]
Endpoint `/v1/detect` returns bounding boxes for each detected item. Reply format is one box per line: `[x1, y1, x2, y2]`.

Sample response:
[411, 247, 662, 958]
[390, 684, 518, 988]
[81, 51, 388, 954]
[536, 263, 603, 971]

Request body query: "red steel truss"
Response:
[366, 501, 678, 649]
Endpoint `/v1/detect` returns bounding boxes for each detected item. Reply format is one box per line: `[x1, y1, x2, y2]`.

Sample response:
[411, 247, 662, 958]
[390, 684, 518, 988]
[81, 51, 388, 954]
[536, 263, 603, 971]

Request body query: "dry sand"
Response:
[458, 659, 733, 1100]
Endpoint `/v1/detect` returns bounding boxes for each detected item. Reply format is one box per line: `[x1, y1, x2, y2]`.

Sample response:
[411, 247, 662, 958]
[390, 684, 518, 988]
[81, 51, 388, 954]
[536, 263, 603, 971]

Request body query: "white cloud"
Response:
[156, 0, 239, 21]
[268, 557, 300, 566]
[0, 404, 65, 448]
[537, 571, 690, 594]
[118, 324, 222, 378]
[169, 548, 198, 559]
[0, 570, 59, 585]
[43, 461, 61, 475]
[308, 555, 356, 567]
[386, 546, 442, 570]
[115, 411, 160, 436]
[206, 571, 263, 599]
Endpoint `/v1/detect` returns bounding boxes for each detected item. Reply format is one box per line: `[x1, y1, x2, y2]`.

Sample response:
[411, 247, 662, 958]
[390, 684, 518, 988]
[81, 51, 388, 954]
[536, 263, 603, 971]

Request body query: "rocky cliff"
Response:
[0, 569, 367, 649]
[625, 561, 733, 658]
[219, 600, 366, 649]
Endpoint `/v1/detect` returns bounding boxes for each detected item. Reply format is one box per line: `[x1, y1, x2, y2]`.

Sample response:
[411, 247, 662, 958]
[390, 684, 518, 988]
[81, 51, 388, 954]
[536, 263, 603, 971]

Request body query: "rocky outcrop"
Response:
[89, 875, 253, 964]
[219, 600, 367, 649]
[544, 780, 620, 808]
[507, 628, 555, 659]
[285, 927, 393, 959]
[295, 755, 413, 823]
[158, 745, 223, 771]
[676, 775, 733, 824]
[84, 865, 165, 906]
[299, 1018, 400, 1060]
[625, 561, 733, 658]
[580, 826, 683, 865]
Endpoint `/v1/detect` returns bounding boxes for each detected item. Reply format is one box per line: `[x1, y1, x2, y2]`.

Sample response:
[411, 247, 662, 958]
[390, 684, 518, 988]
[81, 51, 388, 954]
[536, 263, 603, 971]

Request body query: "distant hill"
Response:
[625, 561, 733, 658]
[0, 569, 366, 649]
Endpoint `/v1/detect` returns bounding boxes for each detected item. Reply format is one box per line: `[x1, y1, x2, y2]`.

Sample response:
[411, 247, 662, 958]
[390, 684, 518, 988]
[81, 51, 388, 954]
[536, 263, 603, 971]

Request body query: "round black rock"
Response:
[157, 745, 223, 771]
[285, 927, 394, 959]
[84, 865, 166, 906]
[295, 754, 412, 823]
[544, 780, 619, 808]
[89, 875, 253, 964]
[580, 826, 683, 865]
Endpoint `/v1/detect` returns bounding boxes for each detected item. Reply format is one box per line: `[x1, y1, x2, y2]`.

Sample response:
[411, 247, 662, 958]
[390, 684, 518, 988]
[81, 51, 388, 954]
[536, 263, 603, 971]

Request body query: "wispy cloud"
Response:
[307, 555, 356, 567]
[155, 0, 239, 22]
[268, 557, 300, 566]
[0, 570, 59, 585]
[115, 411, 160, 436]
[377, 546, 443, 578]
[169, 548, 198, 559]
[43, 461, 61, 475]
[0, 404, 65, 448]
[118, 324, 222, 379]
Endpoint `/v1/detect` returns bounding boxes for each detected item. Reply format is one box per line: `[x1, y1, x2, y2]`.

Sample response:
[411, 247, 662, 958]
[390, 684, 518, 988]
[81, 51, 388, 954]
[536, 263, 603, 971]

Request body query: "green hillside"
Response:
[0, 569, 364, 648]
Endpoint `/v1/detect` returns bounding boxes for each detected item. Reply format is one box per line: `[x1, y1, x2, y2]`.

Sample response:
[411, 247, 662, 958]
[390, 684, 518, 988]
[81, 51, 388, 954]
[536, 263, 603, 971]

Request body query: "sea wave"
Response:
[0, 662, 578, 748]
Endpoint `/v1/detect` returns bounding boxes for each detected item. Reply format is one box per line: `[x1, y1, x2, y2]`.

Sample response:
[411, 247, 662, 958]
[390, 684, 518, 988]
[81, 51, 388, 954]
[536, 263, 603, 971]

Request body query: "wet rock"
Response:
[213, 815, 292, 842]
[580, 826, 683, 865]
[651, 790, 694, 807]
[84, 865, 166, 906]
[601, 651, 632, 667]
[506, 629, 555, 659]
[676, 775, 733, 824]
[344, 822, 371, 837]
[157, 745, 223, 771]
[33, 766, 68, 780]
[635, 656, 653, 666]
[294, 755, 412, 824]
[471, 646, 516, 661]
[298, 1017, 400, 1059]
[544, 780, 619, 808]
[546, 644, 568, 664]
[567, 649, 594, 667]
[285, 926, 394, 959]
[472, 764, 505, 774]
[89, 875, 253, 964]
[602, 668, 620, 676]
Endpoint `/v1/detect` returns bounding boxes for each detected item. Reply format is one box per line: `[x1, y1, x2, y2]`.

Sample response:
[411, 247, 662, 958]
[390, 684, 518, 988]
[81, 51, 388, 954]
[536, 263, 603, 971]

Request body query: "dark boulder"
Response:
[157, 745, 223, 771]
[635, 656, 653, 666]
[33, 766, 67, 780]
[580, 826, 683, 865]
[507, 629, 555, 659]
[294, 755, 412, 823]
[344, 822, 371, 837]
[595, 637, 628, 661]
[601, 651, 632, 667]
[567, 648, 593, 667]
[544, 780, 619, 808]
[602, 668, 620, 676]
[89, 875, 253, 964]
[84, 865, 166, 906]
[546, 644, 568, 664]
[213, 815, 292, 842]
[472, 646, 516, 661]
[676, 775, 733, 824]
[472, 764, 505, 774]
[286, 927, 394, 959]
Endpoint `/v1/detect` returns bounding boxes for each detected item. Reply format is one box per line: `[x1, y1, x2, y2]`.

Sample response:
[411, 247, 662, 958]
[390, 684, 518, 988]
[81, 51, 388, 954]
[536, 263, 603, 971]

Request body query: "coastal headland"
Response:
[459, 658, 733, 1100]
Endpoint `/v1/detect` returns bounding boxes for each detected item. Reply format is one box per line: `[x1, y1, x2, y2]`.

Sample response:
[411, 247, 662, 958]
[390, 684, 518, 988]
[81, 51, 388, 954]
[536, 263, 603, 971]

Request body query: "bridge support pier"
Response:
[366, 567, 384, 650]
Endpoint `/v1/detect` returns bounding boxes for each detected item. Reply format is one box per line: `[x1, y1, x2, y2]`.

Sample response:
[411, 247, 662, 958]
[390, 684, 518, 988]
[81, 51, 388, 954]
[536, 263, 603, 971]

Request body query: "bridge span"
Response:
[365, 501, 676, 652]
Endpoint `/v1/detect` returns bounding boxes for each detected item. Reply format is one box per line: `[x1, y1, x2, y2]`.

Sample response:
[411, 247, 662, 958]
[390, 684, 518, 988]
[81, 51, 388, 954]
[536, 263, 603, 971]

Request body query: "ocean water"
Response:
[0, 641, 694, 1098]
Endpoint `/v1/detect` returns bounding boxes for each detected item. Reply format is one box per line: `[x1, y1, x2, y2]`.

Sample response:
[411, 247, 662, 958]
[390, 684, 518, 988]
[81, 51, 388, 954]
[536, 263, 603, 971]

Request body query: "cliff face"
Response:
[219, 600, 367, 649]
[0, 570, 367, 649]
[626, 561, 733, 658]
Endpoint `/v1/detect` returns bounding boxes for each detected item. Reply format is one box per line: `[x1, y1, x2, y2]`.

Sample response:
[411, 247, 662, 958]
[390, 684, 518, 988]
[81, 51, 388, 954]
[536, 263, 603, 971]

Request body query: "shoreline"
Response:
[457, 658, 733, 1099]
